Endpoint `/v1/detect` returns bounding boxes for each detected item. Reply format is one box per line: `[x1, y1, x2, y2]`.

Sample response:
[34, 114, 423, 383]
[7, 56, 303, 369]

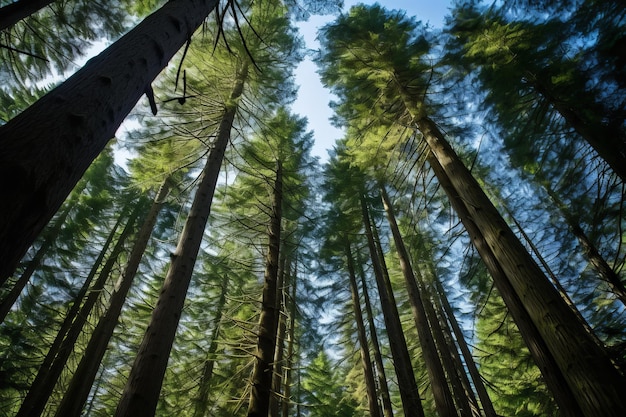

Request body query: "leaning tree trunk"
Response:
[356, 250, 394, 417]
[0, 0, 56, 31]
[55, 177, 172, 417]
[193, 273, 229, 417]
[380, 185, 458, 417]
[16, 202, 141, 417]
[418, 116, 626, 417]
[345, 239, 382, 417]
[0, 0, 219, 283]
[114, 63, 247, 417]
[247, 160, 283, 417]
[360, 195, 425, 417]
[428, 151, 585, 417]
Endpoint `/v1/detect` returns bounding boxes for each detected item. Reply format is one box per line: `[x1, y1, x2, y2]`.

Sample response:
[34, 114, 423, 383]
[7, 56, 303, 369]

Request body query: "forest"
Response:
[0, 0, 625, 416]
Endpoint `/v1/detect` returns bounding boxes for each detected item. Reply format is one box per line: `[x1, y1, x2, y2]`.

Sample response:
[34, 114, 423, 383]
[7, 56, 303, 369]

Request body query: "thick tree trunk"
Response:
[55, 177, 172, 417]
[380, 185, 458, 417]
[114, 64, 246, 417]
[16, 202, 141, 417]
[270, 257, 289, 417]
[0, 0, 55, 31]
[356, 250, 394, 417]
[193, 273, 229, 417]
[360, 195, 425, 417]
[247, 160, 283, 417]
[428, 150, 586, 417]
[419, 116, 626, 417]
[345, 240, 382, 417]
[0, 0, 218, 282]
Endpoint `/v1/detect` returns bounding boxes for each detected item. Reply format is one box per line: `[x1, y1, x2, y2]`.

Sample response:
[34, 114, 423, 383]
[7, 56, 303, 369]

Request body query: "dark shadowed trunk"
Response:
[0, 0, 218, 282]
[0, 0, 56, 31]
[247, 160, 283, 417]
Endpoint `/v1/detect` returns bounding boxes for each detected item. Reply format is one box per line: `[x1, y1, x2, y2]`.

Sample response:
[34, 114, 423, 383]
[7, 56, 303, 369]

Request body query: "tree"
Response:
[0, 0, 219, 282]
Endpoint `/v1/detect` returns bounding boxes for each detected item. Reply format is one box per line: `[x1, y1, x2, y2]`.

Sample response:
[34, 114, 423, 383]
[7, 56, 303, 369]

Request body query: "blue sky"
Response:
[292, 1, 453, 161]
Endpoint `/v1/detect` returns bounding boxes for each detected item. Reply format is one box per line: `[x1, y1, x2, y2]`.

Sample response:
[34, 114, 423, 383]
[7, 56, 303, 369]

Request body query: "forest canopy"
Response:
[0, 1, 625, 417]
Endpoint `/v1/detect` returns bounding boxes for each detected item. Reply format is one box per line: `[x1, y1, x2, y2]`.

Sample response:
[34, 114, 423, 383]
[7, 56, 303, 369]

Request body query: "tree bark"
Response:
[355, 250, 394, 417]
[193, 273, 229, 417]
[0, 0, 56, 31]
[114, 63, 246, 417]
[418, 116, 626, 417]
[380, 185, 458, 417]
[247, 160, 283, 417]
[270, 256, 289, 417]
[345, 239, 382, 417]
[428, 150, 586, 417]
[0, 0, 218, 283]
[55, 177, 172, 417]
[360, 195, 425, 417]
[16, 201, 141, 417]
[281, 260, 298, 417]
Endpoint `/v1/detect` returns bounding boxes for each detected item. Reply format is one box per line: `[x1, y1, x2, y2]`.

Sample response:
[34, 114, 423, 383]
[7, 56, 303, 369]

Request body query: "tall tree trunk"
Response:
[0, 204, 72, 323]
[428, 151, 585, 417]
[281, 260, 298, 417]
[380, 185, 458, 417]
[270, 257, 289, 417]
[55, 177, 172, 417]
[431, 276, 497, 417]
[0, 0, 56, 31]
[543, 184, 626, 306]
[360, 195, 425, 417]
[114, 64, 247, 417]
[193, 273, 229, 417]
[418, 116, 626, 417]
[0, 0, 219, 282]
[16, 201, 141, 417]
[247, 160, 283, 417]
[356, 250, 394, 417]
[345, 239, 382, 417]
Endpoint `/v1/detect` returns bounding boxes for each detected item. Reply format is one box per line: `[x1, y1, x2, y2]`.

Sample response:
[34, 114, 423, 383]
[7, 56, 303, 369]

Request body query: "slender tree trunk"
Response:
[55, 177, 172, 417]
[0, 0, 219, 282]
[356, 250, 394, 417]
[281, 261, 298, 417]
[432, 276, 497, 417]
[0, 204, 72, 323]
[193, 273, 229, 417]
[247, 160, 283, 417]
[380, 185, 458, 417]
[16, 201, 141, 417]
[418, 116, 626, 417]
[345, 239, 382, 417]
[114, 64, 246, 417]
[270, 258, 289, 417]
[428, 151, 585, 417]
[360, 195, 425, 417]
[543, 184, 626, 306]
[0, 0, 55, 31]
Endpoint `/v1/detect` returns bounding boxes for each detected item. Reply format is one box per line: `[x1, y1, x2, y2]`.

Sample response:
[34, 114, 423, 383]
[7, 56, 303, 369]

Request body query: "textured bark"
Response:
[432, 277, 497, 417]
[0, 0, 218, 282]
[0, 0, 55, 31]
[55, 178, 172, 417]
[345, 240, 382, 417]
[247, 160, 283, 417]
[380, 185, 458, 417]
[428, 152, 586, 417]
[360, 196, 425, 417]
[281, 259, 298, 417]
[114, 64, 246, 417]
[356, 250, 394, 417]
[270, 257, 289, 417]
[419, 116, 626, 417]
[16, 202, 141, 417]
[193, 273, 229, 417]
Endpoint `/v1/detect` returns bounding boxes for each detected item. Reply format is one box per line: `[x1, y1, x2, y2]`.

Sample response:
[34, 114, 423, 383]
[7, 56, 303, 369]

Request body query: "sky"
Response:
[291, 0, 453, 161]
